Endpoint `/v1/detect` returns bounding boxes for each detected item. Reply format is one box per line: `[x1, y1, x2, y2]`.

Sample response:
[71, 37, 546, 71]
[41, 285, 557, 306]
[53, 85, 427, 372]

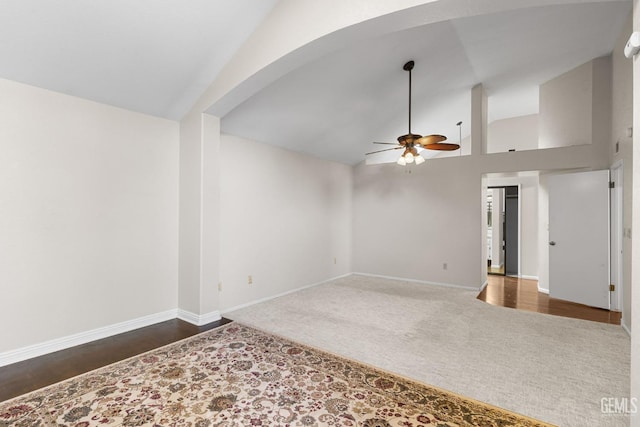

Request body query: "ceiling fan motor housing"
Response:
[397, 133, 422, 146]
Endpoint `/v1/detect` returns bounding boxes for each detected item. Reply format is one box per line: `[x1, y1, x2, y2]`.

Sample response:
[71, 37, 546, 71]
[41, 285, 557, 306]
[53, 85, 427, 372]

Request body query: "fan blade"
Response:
[416, 134, 447, 147]
[425, 142, 460, 151]
[372, 142, 399, 145]
[365, 146, 403, 155]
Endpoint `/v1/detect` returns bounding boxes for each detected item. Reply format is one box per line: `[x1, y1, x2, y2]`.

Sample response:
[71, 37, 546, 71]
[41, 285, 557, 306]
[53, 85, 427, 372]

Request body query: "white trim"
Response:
[0, 309, 178, 368]
[352, 272, 482, 291]
[517, 183, 522, 277]
[490, 263, 504, 268]
[609, 160, 623, 312]
[221, 273, 352, 315]
[537, 285, 550, 294]
[177, 309, 221, 326]
[621, 320, 631, 337]
[479, 280, 489, 292]
[486, 184, 521, 277]
[521, 275, 539, 281]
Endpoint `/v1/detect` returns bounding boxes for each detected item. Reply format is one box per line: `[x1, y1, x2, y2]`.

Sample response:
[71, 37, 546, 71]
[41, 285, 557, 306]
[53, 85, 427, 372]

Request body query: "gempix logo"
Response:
[601, 397, 638, 416]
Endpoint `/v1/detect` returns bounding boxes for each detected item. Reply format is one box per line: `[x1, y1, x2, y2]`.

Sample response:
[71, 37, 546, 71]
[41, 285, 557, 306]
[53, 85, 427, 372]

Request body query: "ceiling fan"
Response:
[366, 60, 460, 165]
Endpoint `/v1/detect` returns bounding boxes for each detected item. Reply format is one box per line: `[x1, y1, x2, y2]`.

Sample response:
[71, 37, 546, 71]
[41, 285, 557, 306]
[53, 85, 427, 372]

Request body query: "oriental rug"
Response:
[0, 323, 554, 426]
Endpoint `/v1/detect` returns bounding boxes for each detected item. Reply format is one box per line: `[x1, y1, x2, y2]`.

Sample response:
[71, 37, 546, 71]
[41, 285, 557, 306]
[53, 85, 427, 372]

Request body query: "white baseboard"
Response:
[221, 273, 352, 315]
[0, 309, 178, 368]
[521, 275, 539, 281]
[353, 272, 482, 292]
[537, 285, 549, 294]
[621, 320, 631, 337]
[177, 309, 221, 326]
[491, 263, 504, 269]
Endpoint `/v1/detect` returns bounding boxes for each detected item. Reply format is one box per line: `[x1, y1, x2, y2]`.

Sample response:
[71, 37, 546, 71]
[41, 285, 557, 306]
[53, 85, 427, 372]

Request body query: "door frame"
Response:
[610, 160, 623, 312]
[486, 187, 505, 276]
[487, 185, 521, 277]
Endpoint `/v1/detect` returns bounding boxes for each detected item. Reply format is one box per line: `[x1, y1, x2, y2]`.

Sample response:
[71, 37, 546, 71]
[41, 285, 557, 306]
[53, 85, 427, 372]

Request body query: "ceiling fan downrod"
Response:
[404, 60, 415, 135]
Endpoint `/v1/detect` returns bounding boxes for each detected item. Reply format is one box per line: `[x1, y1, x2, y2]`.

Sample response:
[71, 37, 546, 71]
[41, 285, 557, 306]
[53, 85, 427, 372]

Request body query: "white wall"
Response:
[517, 178, 539, 279]
[533, 55, 614, 297]
[353, 157, 482, 288]
[538, 56, 613, 159]
[486, 115, 539, 154]
[178, 111, 202, 315]
[591, 55, 613, 167]
[0, 78, 179, 353]
[178, 112, 222, 321]
[351, 57, 608, 292]
[219, 134, 352, 311]
[539, 60, 593, 148]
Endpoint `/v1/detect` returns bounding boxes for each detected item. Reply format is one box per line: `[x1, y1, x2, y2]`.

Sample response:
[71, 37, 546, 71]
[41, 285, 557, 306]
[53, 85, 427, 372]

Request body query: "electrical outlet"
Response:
[443, 263, 448, 270]
[218, 282, 222, 291]
[248, 275, 253, 285]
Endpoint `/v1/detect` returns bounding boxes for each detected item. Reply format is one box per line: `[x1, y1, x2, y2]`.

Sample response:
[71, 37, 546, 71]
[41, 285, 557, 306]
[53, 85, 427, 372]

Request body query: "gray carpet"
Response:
[226, 274, 631, 427]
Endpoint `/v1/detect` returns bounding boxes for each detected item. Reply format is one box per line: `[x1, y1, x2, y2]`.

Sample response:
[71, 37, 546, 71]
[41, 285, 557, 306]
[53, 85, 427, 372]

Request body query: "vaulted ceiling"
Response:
[221, 1, 631, 164]
[0, 0, 278, 119]
[0, 1, 631, 165]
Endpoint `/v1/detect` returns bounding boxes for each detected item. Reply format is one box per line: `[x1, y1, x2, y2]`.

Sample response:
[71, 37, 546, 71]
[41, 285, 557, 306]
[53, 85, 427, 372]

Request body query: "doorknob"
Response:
[549, 241, 556, 246]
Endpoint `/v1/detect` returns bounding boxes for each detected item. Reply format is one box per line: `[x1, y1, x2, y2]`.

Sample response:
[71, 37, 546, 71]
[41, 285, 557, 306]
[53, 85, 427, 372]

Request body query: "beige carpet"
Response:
[226, 274, 631, 427]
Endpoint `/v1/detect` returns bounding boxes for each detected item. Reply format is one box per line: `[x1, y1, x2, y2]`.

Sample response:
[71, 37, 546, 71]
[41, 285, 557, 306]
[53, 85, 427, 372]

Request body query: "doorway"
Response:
[487, 186, 519, 276]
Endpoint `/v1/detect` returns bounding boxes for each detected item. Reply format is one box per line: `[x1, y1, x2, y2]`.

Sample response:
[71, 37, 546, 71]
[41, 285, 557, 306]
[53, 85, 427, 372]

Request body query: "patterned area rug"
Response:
[0, 323, 554, 426]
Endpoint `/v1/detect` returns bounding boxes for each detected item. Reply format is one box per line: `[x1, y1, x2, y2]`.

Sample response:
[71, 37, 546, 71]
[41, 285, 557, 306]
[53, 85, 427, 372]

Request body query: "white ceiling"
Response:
[221, 1, 631, 165]
[0, 0, 277, 119]
[0, 1, 631, 165]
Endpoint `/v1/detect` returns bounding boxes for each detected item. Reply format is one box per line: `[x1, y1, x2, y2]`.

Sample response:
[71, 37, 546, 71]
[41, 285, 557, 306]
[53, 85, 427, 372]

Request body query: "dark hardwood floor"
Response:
[0, 317, 232, 403]
[478, 275, 622, 325]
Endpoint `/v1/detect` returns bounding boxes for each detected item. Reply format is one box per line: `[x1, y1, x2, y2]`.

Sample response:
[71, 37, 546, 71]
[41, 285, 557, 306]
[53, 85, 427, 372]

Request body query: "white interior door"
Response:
[548, 170, 610, 309]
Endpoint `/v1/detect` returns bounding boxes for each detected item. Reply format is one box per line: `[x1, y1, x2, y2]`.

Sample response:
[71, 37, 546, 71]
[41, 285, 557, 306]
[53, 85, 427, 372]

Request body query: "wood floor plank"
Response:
[477, 275, 621, 325]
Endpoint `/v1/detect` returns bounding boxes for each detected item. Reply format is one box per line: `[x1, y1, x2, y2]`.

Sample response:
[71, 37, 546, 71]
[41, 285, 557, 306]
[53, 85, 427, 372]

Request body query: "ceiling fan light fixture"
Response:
[404, 152, 415, 163]
[414, 155, 425, 165]
[397, 156, 407, 166]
